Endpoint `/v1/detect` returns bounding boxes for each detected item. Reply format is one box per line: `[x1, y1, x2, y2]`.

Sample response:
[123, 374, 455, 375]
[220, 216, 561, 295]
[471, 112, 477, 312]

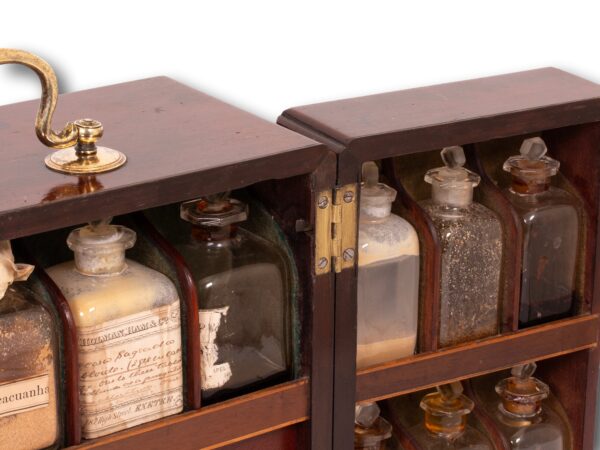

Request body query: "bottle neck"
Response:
[510, 175, 551, 195]
[359, 203, 392, 221]
[432, 184, 473, 208]
[424, 410, 466, 439]
[74, 248, 127, 276]
[191, 224, 238, 242]
[499, 397, 542, 418]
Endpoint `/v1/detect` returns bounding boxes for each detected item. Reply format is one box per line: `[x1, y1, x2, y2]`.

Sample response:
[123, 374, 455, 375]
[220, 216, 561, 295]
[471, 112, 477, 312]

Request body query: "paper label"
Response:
[0, 374, 50, 419]
[78, 300, 183, 439]
[199, 307, 232, 390]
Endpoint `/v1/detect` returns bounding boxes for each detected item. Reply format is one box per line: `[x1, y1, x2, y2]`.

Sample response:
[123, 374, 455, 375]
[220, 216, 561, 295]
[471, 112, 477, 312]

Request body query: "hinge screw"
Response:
[343, 191, 354, 203]
[343, 248, 355, 261]
[318, 257, 329, 269]
[318, 196, 329, 209]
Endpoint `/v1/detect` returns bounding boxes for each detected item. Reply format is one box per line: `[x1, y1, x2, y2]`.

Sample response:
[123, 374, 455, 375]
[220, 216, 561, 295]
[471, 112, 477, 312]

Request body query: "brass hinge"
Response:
[315, 183, 358, 275]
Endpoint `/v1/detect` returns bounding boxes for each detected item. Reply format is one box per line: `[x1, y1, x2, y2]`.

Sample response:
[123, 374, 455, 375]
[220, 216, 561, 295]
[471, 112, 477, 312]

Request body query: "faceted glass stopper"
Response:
[355, 402, 380, 428]
[180, 193, 248, 227]
[421, 382, 473, 437]
[520, 137, 547, 160]
[503, 137, 560, 180]
[496, 361, 549, 417]
[441, 146, 467, 169]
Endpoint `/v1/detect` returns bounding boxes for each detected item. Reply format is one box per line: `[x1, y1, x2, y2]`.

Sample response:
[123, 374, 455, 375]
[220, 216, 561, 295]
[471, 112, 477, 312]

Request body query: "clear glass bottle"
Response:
[420, 146, 502, 347]
[357, 162, 419, 369]
[482, 363, 569, 449]
[409, 383, 493, 450]
[354, 401, 392, 450]
[503, 137, 580, 327]
[0, 241, 60, 450]
[46, 220, 183, 439]
[176, 193, 291, 403]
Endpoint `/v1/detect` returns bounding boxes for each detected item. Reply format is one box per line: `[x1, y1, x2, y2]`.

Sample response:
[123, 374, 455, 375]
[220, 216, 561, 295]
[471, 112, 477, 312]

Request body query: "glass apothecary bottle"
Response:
[0, 242, 60, 450]
[46, 221, 183, 439]
[480, 363, 570, 449]
[420, 146, 502, 347]
[357, 162, 419, 369]
[355, 401, 392, 450]
[408, 383, 492, 450]
[176, 193, 291, 403]
[503, 137, 580, 327]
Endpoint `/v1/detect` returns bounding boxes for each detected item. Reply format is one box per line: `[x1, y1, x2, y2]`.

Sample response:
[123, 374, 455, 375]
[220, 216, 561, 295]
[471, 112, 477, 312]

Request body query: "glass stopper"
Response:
[441, 146, 467, 169]
[362, 161, 380, 188]
[520, 137, 548, 160]
[355, 402, 381, 428]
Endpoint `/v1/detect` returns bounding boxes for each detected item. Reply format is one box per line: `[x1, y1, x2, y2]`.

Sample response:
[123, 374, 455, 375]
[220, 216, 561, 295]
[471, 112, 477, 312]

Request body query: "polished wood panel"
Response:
[69, 379, 309, 450]
[356, 315, 598, 403]
[220, 425, 302, 450]
[0, 77, 328, 240]
[132, 213, 201, 410]
[252, 155, 338, 450]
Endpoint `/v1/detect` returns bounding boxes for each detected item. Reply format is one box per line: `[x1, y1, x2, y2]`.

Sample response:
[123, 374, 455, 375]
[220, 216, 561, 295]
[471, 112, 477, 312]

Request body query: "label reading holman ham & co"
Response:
[0, 374, 50, 419]
[78, 300, 183, 439]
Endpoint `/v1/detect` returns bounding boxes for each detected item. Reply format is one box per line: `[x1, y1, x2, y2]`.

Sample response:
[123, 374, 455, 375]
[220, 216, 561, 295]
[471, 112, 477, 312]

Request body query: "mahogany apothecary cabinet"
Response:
[2, 53, 600, 449]
[280, 67, 600, 450]
[0, 59, 337, 448]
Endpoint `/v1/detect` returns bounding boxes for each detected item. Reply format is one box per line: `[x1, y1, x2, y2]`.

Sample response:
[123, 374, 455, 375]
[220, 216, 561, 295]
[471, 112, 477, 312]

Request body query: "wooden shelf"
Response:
[70, 379, 309, 450]
[357, 314, 599, 403]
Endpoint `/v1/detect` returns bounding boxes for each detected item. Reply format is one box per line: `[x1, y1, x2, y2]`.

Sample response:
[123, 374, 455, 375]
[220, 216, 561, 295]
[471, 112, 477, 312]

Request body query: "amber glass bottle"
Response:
[503, 137, 580, 327]
[0, 242, 60, 450]
[420, 146, 502, 347]
[479, 363, 570, 449]
[354, 402, 392, 450]
[176, 194, 291, 403]
[407, 383, 493, 449]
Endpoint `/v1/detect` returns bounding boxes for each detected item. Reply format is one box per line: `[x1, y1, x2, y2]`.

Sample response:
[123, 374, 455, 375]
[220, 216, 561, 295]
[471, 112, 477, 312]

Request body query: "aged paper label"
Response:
[199, 307, 232, 390]
[0, 374, 50, 419]
[78, 300, 183, 439]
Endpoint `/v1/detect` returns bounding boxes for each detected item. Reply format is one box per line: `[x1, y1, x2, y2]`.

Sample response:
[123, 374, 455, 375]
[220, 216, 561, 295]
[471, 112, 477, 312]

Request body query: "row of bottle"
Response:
[0, 194, 294, 449]
[355, 363, 571, 450]
[358, 137, 582, 369]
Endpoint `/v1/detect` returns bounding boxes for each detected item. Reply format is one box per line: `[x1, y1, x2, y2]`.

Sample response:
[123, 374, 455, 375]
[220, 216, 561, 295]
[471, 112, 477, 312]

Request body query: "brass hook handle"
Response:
[0, 49, 126, 174]
[0, 48, 78, 149]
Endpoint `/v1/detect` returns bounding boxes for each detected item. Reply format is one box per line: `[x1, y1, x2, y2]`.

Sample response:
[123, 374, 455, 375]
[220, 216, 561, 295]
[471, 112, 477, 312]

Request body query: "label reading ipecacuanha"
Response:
[0, 374, 50, 419]
[77, 300, 183, 439]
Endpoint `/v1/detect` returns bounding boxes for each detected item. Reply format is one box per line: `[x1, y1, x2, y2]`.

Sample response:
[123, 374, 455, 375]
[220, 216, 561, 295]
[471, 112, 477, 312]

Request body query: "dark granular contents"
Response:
[421, 201, 503, 347]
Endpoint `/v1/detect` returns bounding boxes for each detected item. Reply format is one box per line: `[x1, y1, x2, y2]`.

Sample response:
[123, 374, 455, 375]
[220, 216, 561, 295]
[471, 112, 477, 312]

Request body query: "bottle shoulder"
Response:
[410, 424, 492, 449]
[420, 201, 502, 240]
[47, 259, 179, 327]
[359, 213, 419, 265]
[506, 186, 579, 213]
[0, 285, 55, 361]
[421, 200, 499, 221]
[178, 228, 289, 278]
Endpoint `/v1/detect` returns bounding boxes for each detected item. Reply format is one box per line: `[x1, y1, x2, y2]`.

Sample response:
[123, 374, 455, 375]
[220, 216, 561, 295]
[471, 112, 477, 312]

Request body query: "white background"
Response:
[1, 1, 600, 121]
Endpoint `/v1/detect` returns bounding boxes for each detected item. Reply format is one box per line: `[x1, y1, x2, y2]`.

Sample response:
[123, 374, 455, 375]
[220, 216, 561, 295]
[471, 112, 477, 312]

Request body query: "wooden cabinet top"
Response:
[280, 68, 600, 182]
[0, 76, 327, 240]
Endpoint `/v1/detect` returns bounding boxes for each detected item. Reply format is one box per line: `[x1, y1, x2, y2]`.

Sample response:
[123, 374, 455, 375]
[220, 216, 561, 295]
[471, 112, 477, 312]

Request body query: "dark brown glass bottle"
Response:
[503, 137, 580, 327]
[177, 194, 292, 403]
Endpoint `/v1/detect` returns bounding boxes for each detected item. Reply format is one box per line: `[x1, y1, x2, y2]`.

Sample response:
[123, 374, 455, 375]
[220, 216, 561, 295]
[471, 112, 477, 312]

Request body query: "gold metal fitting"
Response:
[0, 49, 127, 175]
